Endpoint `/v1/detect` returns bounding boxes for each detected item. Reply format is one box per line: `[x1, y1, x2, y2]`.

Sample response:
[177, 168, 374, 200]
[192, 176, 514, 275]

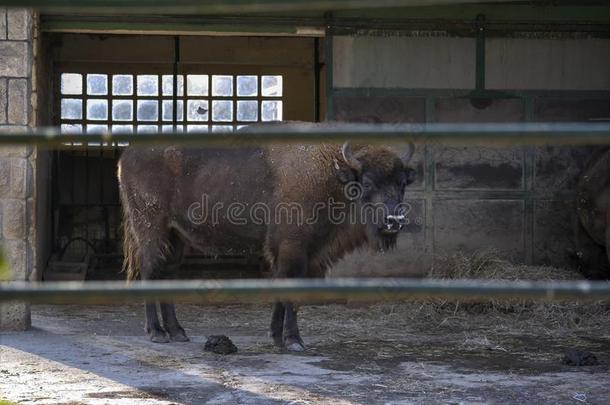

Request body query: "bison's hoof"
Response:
[270, 332, 284, 348]
[169, 328, 190, 342]
[284, 336, 306, 352]
[150, 334, 170, 343]
[148, 328, 170, 343]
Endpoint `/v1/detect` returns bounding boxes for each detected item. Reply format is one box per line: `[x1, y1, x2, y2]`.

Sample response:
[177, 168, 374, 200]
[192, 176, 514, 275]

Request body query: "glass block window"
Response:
[59, 73, 284, 140]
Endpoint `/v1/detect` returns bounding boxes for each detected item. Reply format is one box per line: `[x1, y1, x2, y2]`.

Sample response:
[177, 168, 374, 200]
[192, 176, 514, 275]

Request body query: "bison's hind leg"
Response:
[160, 303, 189, 342]
[282, 302, 305, 352]
[159, 232, 189, 342]
[139, 240, 171, 343]
[139, 231, 187, 343]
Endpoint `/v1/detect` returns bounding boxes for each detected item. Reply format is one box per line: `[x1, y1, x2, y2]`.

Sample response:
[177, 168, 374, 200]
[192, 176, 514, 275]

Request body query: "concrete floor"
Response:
[1, 303, 610, 404]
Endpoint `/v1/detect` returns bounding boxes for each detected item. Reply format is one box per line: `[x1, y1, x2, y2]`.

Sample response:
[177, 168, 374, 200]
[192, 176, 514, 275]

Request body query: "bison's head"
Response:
[566, 245, 610, 280]
[337, 141, 416, 251]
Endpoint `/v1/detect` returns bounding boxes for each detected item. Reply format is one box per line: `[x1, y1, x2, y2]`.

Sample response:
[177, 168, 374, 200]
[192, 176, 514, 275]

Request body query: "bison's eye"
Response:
[362, 178, 375, 192]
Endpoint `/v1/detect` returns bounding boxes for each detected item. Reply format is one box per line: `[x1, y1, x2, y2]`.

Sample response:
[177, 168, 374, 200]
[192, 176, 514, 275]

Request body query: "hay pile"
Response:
[420, 250, 608, 330]
[329, 249, 610, 331]
[430, 250, 582, 281]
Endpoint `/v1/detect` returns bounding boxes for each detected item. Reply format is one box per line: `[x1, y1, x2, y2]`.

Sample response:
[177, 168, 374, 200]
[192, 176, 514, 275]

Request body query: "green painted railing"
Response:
[1, 122, 609, 303]
[1, 123, 610, 146]
[1, 279, 609, 304]
[0, 1, 608, 305]
[0, 0, 526, 14]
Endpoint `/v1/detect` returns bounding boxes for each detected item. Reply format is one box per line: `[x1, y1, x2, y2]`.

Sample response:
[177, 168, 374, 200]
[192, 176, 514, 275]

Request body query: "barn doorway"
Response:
[43, 33, 323, 280]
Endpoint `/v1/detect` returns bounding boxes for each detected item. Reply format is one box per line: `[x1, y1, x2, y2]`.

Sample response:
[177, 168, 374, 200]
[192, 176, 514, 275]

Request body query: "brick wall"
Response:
[0, 8, 36, 330]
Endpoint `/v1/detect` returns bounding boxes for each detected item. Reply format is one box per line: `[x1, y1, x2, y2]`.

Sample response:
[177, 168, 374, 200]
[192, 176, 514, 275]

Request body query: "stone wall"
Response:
[0, 8, 36, 330]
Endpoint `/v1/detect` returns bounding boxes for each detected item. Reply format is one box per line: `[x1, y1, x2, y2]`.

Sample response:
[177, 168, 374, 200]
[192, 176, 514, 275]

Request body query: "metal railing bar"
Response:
[1, 278, 609, 305]
[0, 0, 529, 14]
[1, 123, 610, 146]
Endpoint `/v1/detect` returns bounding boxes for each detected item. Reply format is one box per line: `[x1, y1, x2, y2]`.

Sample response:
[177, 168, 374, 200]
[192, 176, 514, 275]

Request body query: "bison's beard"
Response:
[366, 225, 399, 253]
[380, 234, 398, 252]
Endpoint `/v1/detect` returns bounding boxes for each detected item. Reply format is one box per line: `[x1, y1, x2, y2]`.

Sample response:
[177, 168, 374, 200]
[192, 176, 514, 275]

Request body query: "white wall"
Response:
[486, 38, 610, 90]
[333, 35, 610, 91]
[333, 36, 476, 89]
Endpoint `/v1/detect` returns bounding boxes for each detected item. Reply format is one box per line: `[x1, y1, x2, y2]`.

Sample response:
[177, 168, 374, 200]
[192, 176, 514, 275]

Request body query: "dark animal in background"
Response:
[118, 122, 416, 351]
[574, 147, 610, 279]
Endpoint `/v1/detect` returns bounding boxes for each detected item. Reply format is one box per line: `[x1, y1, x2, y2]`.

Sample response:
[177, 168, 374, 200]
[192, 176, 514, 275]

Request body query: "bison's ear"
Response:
[334, 158, 356, 184]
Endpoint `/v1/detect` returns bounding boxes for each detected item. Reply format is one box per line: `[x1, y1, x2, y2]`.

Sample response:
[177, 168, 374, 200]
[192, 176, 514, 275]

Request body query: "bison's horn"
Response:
[341, 142, 362, 172]
[401, 141, 415, 164]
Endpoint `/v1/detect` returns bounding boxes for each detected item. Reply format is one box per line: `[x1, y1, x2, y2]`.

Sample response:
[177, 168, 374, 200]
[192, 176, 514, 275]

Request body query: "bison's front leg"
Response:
[606, 224, 610, 266]
[270, 302, 285, 347]
[282, 302, 305, 351]
[270, 302, 304, 351]
[271, 243, 307, 352]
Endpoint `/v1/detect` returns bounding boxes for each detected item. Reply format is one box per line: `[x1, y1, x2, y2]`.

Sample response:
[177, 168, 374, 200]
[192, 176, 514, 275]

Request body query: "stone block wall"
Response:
[0, 8, 36, 331]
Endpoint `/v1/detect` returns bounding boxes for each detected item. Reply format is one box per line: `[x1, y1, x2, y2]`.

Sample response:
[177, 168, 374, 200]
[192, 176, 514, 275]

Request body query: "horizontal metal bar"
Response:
[334, 87, 610, 99]
[0, 0, 527, 14]
[40, 4, 610, 24]
[40, 11, 610, 36]
[1, 279, 609, 305]
[2, 123, 610, 146]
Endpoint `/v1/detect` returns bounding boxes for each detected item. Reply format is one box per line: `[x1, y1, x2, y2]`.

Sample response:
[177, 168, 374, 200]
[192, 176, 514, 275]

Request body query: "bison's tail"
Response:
[119, 174, 141, 281]
[121, 210, 141, 282]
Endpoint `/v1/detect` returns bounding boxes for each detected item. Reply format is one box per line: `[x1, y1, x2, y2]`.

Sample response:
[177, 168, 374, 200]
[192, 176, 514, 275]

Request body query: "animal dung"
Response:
[204, 335, 238, 355]
[562, 348, 598, 366]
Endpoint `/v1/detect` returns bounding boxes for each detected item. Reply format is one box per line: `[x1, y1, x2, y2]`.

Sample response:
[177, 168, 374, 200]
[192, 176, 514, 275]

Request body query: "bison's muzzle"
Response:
[383, 214, 406, 234]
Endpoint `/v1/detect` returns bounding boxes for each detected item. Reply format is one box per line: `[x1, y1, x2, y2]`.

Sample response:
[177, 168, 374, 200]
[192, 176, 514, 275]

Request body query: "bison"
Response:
[575, 147, 610, 279]
[118, 122, 416, 351]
